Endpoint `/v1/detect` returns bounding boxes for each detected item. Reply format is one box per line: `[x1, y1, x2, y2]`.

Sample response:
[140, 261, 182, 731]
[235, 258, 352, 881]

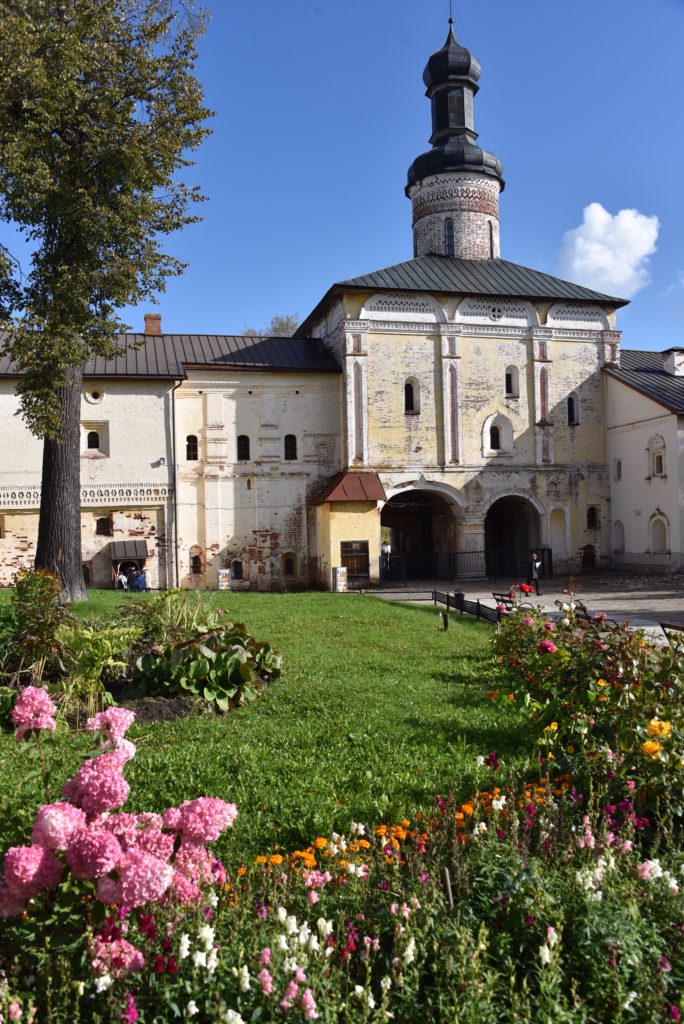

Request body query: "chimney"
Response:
[144, 312, 162, 335]
[663, 349, 684, 377]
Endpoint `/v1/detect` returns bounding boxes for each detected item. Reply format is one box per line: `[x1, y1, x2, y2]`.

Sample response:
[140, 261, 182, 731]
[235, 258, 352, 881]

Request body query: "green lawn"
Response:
[0, 591, 528, 865]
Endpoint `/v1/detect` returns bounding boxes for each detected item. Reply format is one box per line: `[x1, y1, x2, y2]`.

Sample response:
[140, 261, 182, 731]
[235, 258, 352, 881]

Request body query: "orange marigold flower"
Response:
[269, 854, 283, 865]
[237, 866, 246, 876]
[506, 694, 516, 701]
[486, 691, 498, 700]
[375, 825, 388, 837]
[313, 837, 328, 849]
[401, 819, 411, 827]
[647, 719, 672, 738]
[358, 839, 371, 849]
[461, 803, 474, 816]
[255, 855, 268, 864]
[641, 740, 662, 760]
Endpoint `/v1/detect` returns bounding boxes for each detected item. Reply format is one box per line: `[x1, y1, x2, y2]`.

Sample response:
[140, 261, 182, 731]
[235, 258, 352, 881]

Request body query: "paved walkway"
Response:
[371, 572, 684, 634]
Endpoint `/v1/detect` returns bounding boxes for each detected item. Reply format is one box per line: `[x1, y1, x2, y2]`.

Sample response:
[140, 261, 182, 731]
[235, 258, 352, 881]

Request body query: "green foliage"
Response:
[133, 618, 282, 712]
[492, 601, 684, 814]
[0, 686, 17, 731]
[121, 589, 226, 648]
[11, 567, 70, 673]
[57, 622, 143, 717]
[0, 0, 212, 437]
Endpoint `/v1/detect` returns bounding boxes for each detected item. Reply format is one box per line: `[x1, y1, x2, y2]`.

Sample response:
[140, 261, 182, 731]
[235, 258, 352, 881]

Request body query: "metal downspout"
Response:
[170, 380, 182, 589]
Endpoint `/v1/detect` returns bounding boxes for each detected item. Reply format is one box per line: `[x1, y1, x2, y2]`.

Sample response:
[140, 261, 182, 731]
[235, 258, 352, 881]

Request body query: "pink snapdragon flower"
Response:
[303, 869, 332, 889]
[66, 829, 122, 879]
[3, 844, 62, 899]
[258, 967, 273, 995]
[12, 686, 57, 742]
[91, 936, 144, 977]
[301, 989, 319, 1021]
[31, 802, 86, 850]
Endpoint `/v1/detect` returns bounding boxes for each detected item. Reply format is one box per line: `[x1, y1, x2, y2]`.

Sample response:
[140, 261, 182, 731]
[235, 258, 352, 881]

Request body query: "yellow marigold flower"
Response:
[566, 745, 575, 754]
[269, 854, 283, 865]
[544, 722, 558, 733]
[647, 719, 672, 738]
[641, 740, 662, 760]
[313, 837, 328, 849]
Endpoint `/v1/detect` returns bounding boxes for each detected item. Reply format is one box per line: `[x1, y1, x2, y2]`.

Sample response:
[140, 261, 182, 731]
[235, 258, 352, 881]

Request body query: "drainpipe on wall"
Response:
[170, 380, 182, 589]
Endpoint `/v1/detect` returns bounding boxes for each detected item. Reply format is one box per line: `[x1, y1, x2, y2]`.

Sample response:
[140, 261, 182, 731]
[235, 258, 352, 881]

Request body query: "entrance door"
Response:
[340, 541, 369, 590]
[485, 496, 540, 578]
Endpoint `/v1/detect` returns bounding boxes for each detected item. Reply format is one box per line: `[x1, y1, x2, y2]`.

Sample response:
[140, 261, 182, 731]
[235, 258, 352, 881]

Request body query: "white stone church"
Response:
[1, 24, 682, 590]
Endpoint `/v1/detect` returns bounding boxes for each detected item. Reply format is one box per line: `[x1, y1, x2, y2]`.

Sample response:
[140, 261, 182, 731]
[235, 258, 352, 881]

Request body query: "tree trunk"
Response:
[35, 366, 88, 602]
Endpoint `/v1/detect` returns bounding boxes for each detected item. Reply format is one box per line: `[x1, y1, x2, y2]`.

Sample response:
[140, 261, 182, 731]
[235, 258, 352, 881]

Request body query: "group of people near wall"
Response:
[114, 566, 150, 591]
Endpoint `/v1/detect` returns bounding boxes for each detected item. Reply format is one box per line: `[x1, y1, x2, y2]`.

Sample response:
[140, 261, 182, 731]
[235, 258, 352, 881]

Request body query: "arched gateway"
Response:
[380, 488, 475, 581]
[485, 496, 541, 578]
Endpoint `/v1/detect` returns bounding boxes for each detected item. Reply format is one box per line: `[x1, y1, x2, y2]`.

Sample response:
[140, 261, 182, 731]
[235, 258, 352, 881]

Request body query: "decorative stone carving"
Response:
[361, 293, 445, 323]
[547, 304, 607, 331]
[455, 297, 537, 328]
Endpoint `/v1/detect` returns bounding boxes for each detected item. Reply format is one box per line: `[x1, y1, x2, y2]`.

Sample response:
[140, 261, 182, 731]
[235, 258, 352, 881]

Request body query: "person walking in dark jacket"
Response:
[527, 551, 542, 595]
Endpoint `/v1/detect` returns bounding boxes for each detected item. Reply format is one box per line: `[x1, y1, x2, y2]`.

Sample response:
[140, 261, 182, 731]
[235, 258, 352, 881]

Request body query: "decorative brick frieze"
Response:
[0, 483, 173, 511]
[408, 172, 501, 259]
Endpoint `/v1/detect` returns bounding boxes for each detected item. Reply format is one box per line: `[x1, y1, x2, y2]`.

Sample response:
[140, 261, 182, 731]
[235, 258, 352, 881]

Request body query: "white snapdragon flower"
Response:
[277, 934, 289, 952]
[380, 976, 392, 992]
[317, 917, 333, 937]
[298, 923, 311, 946]
[94, 974, 112, 993]
[206, 890, 219, 908]
[286, 915, 298, 935]
[476, 755, 485, 767]
[546, 926, 559, 948]
[198, 925, 215, 951]
[187, 1000, 199, 1017]
[207, 948, 219, 976]
[224, 1011, 246, 1024]
[350, 821, 366, 836]
[368, 993, 376, 1009]
[192, 950, 207, 968]
[403, 938, 415, 964]
[238, 965, 250, 992]
[476, 822, 487, 834]
[308, 934, 321, 953]
[276, 906, 288, 924]
[623, 992, 637, 1010]
[353, 985, 365, 1000]
[179, 933, 191, 959]
[492, 796, 506, 812]
[539, 944, 551, 965]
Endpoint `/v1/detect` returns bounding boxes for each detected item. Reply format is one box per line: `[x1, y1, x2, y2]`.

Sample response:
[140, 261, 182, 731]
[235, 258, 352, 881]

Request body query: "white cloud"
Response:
[557, 202, 659, 298]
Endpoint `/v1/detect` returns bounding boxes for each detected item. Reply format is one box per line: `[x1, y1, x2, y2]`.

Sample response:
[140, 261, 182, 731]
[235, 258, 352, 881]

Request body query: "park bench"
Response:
[660, 621, 684, 647]
[491, 592, 535, 613]
[574, 603, 620, 630]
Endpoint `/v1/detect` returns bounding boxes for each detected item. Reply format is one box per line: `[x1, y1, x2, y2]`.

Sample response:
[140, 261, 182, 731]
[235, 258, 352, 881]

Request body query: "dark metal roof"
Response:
[110, 540, 149, 560]
[0, 334, 340, 379]
[297, 255, 627, 336]
[604, 350, 684, 414]
[314, 472, 387, 505]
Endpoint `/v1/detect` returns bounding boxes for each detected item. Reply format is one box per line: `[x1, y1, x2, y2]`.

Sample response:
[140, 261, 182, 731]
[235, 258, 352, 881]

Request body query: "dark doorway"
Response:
[485, 496, 540, 578]
[581, 544, 597, 571]
[340, 541, 369, 589]
[380, 489, 469, 580]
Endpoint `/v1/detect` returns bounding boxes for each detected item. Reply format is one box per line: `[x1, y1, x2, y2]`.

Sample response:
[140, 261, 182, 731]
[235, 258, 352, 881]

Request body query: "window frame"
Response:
[237, 435, 250, 462]
[284, 434, 297, 461]
[186, 434, 199, 461]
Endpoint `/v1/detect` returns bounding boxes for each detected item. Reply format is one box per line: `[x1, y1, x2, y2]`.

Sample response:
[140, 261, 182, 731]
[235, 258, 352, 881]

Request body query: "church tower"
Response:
[406, 20, 504, 260]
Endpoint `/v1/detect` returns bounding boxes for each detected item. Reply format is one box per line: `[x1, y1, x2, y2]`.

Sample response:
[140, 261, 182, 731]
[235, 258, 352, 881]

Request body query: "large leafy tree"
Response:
[0, 0, 211, 600]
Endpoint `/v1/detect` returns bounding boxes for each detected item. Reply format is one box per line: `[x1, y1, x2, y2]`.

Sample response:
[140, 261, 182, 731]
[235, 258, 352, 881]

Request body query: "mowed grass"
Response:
[0, 591, 529, 866]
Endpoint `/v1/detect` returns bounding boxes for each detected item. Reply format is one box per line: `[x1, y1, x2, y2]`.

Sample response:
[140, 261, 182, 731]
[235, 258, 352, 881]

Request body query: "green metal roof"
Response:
[297, 255, 628, 336]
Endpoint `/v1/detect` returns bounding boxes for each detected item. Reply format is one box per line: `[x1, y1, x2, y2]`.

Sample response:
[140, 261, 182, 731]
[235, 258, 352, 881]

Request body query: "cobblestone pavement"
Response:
[373, 571, 684, 634]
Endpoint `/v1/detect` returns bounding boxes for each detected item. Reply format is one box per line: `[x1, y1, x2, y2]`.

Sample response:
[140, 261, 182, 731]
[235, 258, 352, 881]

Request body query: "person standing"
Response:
[526, 551, 542, 595]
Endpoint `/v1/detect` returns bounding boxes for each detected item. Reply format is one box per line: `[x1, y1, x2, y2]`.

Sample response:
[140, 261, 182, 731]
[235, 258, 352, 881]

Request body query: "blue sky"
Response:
[6, 0, 684, 350]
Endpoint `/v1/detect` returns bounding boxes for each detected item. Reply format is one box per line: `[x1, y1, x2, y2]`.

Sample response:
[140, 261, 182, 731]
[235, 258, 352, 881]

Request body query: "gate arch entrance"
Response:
[381, 488, 468, 581]
[485, 495, 541, 578]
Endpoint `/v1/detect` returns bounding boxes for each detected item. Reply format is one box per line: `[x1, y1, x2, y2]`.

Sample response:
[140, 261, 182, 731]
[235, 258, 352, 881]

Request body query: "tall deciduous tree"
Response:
[241, 313, 300, 338]
[0, 0, 211, 600]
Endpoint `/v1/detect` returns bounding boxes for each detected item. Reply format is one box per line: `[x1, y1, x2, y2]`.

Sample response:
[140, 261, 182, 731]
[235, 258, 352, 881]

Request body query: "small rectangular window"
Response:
[505, 372, 513, 396]
[614, 459, 622, 481]
[232, 560, 243, 581]
[654, 453, 664, 476]
[284, 434, 297, 460]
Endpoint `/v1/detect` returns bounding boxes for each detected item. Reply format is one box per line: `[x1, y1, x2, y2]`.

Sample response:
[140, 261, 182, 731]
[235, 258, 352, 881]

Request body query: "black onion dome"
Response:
[406, 22, 504, 193]
[423, 25, 481, 91]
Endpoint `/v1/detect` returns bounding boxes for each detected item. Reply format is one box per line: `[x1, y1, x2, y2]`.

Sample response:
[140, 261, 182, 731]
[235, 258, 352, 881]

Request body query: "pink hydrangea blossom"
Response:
[86, 708, 135, 748]
[91, 936, 145, 977]
[4, 844, 62, 899]
[168, 868, 201, 904]
[172, 798, 237, 842]
[101, 813, 173, 861]
[62, 752, 130, 816]
[12, 686, 57, 742]
[537, 639, 557, 654]
[31, 802, 86, 850]
[116, 849, 174, 907]
[66, 829, 122, 880]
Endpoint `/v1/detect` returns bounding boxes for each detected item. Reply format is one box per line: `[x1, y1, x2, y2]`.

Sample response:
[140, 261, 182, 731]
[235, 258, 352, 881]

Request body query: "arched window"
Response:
[587, 506, 599, 529]
[87, 430, 100, 450]
[505, 366, 519, 398]
[282, 553, 297, 577]
[284, 557, 294, 576]
[567, 394, 580, 426]
[404, 381, 414, 413]
[490, 425, 501, 450]
[445, 218, 454, 257]
[483, 414, 513, 456]
[488, 221, 495, 259]
[237, 435, 250, 461]
[284, 434, 297, 461]
[651, 517, 667, 553]
[404, 377, 420, 415]
[540, 369, 549, 421]
[647, 435, 666, 477]
[190, 554, 202, 574]
[186, 435, 198, 461]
